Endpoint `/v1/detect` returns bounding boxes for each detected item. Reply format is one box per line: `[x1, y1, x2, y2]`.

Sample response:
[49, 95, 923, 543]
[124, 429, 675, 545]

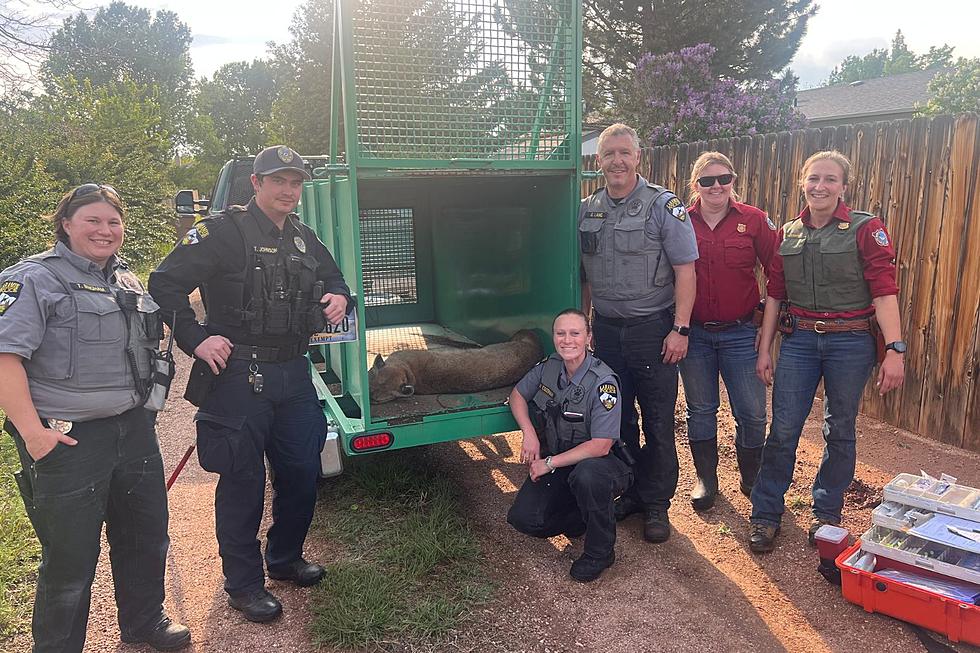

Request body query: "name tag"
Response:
[70, 283, 111, 294]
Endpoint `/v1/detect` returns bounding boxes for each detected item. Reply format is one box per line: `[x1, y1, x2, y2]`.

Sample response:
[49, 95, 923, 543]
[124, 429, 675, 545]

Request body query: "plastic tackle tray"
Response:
[883, 474, 980, 521]
[871, 501, 934, 532]
[861, 525, 980, 585]
[837, 542, 980, 645]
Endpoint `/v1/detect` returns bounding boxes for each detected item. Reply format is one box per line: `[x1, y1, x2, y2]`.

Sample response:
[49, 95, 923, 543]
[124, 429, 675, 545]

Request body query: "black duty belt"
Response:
[694, 309, 757, 333]
[593, 308, 673, 328]
[229, 341, 309, 363]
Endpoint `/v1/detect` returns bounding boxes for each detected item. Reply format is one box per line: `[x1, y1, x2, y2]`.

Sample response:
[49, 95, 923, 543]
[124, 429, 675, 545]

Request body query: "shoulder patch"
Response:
[766, 216, 777, 231]
[872, 228, 890, 247]
[180, 224, 210, 246]
[664, 196, 687, 221]
[598, 382, 618, 411]
[0, 281, 22, 316]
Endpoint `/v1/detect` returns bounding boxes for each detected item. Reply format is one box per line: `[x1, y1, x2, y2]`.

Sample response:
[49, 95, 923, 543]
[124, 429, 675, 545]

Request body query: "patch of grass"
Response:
[787, 495, 811, 510]
[716, 523, 733, 537]
[0, 413, 40, 639]
[309, 450, 492, 649]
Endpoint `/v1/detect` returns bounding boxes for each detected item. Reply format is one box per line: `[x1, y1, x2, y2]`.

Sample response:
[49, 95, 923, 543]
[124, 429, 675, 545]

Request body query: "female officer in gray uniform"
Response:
[507, 309, 632, 582]
[0, 185, 189, 652]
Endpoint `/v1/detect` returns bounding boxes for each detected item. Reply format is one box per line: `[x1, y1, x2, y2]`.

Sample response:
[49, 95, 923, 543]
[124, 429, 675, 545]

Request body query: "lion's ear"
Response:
[371, 354, 385, 370]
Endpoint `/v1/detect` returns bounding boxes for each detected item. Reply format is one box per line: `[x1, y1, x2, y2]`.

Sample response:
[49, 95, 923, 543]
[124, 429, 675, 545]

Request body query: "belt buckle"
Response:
[813, 320, 827, 334]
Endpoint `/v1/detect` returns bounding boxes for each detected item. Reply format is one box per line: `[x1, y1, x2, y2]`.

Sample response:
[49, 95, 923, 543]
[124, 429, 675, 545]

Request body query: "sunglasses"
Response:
[696, 174, 735, 188]
[71, 183, 119, 201]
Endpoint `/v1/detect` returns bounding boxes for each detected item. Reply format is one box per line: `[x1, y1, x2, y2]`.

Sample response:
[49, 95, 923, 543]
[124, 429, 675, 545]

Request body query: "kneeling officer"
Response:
[149, 146, 352, 622]
[507, 309, 632, 582]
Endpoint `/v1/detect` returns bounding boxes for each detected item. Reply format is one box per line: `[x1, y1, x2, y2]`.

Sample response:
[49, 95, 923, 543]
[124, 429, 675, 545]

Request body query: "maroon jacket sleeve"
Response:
[765, 227, 787, 300]
[750, 206, 779, 275]
[856, 218, 899, 297]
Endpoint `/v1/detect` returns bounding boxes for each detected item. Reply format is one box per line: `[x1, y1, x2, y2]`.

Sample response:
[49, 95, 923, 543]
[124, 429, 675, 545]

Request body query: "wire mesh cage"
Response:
[344, 0, 577, 163]
[359, 208, 418, 306]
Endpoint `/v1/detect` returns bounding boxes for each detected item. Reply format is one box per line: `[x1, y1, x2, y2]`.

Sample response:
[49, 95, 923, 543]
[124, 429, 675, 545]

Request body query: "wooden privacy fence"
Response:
[582, 113, 980, 453]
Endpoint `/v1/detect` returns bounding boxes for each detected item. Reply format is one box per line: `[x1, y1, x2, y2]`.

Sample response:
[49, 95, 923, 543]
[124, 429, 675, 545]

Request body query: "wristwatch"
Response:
[544, 456, 557, 473]
[672, 324, 690, 336]
[885, 340, 907, 354]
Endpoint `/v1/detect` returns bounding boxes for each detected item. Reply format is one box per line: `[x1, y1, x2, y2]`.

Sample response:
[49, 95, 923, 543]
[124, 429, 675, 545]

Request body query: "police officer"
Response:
[148, 146, 352, 622]
[579, 123, 698, 543]
[507, 309, 632, 582]
[750, 151, 905, 553]
[0, 185, 189, 652]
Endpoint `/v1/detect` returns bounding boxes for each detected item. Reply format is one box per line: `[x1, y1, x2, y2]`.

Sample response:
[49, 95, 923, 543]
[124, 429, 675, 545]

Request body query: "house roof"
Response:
[796, 69, 940, 122]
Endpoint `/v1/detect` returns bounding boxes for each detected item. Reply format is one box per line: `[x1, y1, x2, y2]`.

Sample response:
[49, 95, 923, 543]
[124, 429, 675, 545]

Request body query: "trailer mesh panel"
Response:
[359, 208, 418, 305]
[348, 0, 575, 162]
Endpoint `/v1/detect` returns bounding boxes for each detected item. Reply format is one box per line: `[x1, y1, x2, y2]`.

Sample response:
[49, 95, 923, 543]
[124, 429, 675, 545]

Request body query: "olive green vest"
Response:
[779, 211, 875, 312]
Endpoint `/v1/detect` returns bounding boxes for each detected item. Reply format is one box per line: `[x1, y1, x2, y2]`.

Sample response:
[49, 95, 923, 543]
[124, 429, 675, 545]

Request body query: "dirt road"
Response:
[7, 350, 979, 653]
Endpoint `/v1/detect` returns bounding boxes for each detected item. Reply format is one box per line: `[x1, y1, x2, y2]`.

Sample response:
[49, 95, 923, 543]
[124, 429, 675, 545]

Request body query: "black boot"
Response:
[735, 444, 763, 497]
[689, 438, 718, 511]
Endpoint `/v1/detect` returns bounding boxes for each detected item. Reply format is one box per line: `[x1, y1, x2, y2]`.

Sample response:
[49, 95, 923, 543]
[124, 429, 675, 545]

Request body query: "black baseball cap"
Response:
[253, 145, 312, 180]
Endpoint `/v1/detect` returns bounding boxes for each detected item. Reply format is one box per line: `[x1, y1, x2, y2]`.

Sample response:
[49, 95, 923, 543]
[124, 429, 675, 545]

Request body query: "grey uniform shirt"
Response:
[580, 175, 699, 318]
[515, 353, 621, 440]
[0, 242, 141, 421]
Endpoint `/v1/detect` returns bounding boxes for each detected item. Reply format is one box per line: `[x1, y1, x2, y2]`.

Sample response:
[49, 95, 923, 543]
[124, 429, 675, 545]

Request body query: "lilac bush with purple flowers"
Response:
[633, 43, 807, 146]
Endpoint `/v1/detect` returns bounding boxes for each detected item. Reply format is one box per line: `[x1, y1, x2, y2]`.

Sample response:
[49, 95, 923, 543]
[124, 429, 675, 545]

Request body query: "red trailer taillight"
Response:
[351, 432, 393, 452]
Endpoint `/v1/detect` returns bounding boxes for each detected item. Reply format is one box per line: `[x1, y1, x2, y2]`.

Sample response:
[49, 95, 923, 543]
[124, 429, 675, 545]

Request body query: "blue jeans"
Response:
[678, 323, 767, 448]
[593, 310, 679, 509]
[750, 329, 875, 527]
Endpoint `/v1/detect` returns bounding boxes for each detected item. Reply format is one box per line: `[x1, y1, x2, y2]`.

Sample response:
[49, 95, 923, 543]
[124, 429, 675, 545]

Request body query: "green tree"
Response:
[828, 30, 954, 85]
[194, 59, 279, 158]
[583, 0, 815, 115]
[0, 98, 60, 269]
[31, 76, 177, 269]
[827, 50, 888, 85]
[0, 0, 83, 91]
[921, 44, 956, 70]
[42, 1, 193, 148]
[922, 58, 980, 115]
[268, 0, 334, 154]
[883, 30, 919, 76]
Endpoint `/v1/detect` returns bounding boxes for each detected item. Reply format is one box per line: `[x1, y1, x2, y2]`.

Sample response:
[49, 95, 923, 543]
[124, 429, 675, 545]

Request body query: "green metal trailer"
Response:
[301, 0, 583, 465]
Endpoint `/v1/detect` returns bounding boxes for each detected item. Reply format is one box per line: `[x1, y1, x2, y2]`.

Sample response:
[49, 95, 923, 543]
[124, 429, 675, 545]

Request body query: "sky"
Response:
[26, 0, 980, 88]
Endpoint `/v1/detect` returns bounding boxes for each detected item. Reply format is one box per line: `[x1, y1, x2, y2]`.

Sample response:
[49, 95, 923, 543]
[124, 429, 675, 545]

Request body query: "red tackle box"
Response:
[836, 542, 980, 645]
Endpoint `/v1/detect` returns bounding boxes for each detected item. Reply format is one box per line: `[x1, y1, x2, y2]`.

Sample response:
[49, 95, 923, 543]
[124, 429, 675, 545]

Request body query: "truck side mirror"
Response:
[175, 189, 211, 216]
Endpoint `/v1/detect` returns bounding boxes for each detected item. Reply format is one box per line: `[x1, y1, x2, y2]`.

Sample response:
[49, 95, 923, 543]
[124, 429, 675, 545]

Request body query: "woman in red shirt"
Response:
[678, 152, 777, 511]
[749, 151, 905, 553]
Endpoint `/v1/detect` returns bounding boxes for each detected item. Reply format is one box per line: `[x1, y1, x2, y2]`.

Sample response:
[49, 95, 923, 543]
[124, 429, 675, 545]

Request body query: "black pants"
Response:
[8, 408, 170, 653]
[195, 356, 326, 596]
[507, 455, 632, 558]
[593, 310, 680, 510]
